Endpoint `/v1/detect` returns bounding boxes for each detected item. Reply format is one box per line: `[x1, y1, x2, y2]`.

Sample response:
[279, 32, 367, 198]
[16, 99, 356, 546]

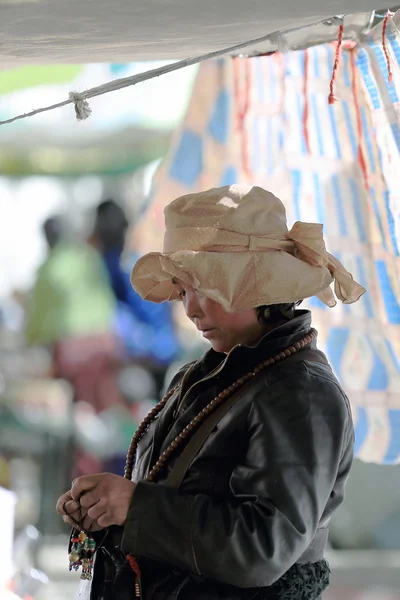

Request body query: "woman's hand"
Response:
[56, 490, 103, 532]
[57, 474, 136, 530]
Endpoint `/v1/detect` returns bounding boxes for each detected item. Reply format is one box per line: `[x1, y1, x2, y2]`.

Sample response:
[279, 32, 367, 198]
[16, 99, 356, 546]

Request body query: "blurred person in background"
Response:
[25, 216, 115, 348]
[25, 215, 124, 478]
[90, 199, 181, 396]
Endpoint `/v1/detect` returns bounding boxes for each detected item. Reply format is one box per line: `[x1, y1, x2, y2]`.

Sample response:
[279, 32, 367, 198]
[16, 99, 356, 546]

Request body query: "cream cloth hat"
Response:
[130, 185, 366, 312]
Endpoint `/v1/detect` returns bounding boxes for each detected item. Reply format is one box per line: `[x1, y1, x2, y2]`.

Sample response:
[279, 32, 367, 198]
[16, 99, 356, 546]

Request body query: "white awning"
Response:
[0, 0, 379, 66]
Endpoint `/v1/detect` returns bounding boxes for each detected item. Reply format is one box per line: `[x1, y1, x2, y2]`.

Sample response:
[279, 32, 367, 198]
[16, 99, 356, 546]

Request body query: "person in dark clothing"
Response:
[93, 199, 129, 253]
[57, 185, 366, 599]
[91, 199, 180, 383]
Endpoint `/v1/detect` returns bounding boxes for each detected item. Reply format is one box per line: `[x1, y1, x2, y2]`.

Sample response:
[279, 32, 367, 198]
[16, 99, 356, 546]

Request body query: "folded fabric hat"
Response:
[130, 184, 366, 313]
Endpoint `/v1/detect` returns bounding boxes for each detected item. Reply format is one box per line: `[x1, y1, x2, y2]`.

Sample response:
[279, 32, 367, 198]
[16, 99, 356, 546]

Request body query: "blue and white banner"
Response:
[138, 18, 400, 464]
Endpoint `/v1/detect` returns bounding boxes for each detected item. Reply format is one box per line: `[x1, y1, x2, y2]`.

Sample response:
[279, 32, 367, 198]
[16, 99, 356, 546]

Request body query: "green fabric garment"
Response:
[25, 242, 116, 346]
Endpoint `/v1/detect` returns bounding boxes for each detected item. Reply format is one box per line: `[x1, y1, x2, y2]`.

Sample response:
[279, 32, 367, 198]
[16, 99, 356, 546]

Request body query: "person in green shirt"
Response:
[25, 217, 116, 347]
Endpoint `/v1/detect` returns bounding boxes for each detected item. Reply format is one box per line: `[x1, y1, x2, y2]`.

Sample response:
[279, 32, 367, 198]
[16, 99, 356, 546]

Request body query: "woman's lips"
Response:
[200, 328, 216, 339]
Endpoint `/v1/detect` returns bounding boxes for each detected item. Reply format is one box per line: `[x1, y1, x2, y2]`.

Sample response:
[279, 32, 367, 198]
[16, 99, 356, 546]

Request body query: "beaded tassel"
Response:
[127, 555, 142, 599]
[69, 531, 96, 580]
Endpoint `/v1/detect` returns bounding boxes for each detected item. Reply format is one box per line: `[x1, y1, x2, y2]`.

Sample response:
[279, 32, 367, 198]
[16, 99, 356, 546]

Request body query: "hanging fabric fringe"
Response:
[234, 59, 252, 180]
[303, 49, 311, 153]
[350, 48, 369, 191]
[276, 53, 286, 116]
[382, 10, 394, 83]
[328, 23, 344, 104]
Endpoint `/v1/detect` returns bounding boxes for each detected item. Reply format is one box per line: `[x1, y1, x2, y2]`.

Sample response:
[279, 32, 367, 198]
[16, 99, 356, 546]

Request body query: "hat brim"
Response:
[131, 250, 334, 313]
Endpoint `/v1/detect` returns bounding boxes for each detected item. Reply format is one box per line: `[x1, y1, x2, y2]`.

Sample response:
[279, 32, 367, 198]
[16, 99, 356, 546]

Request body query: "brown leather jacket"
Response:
[90, 310, 354, 600]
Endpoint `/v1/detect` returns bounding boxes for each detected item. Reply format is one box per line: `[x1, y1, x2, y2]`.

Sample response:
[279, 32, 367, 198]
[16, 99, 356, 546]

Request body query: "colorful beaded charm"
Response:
[69, 531, 96, 580]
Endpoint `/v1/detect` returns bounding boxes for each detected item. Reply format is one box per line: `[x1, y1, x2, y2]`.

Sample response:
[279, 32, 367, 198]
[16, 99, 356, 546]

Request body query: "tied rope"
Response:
[350, 48, 369, 191]
[328, 20, 344, 105]
[0, 15, 347, 126]
[303, 49, 311, 153]
[69, 92, 92, 121]
[382, 10, 395, 83]
[327, 10, 396, 106]
[233, 58, 252, 180]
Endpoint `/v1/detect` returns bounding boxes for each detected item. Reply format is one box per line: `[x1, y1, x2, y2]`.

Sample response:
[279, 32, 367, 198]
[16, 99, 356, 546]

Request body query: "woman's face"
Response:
[172, 279, 266, 353]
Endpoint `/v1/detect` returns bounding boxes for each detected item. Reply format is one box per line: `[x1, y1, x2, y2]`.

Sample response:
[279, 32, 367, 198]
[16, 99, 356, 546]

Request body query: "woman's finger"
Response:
[64, 499, 81, 516]
[81, 514, 103, 532]
[71, 476, 97, 501]
[62, 503, 103, 533]
[97, 513, 114, 528]
[87, 501, 106, 521]
[79, 490, 101, 510]
[63, 514, 81, 529]
[56, 491, 73, 515]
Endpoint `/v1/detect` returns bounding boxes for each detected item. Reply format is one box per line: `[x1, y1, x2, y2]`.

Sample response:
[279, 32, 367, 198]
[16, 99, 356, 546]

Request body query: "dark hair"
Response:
[256, 301, 302, 325]
[43, 216, 63, 249]
[94, 199, 129, 250]
[96, 198, 125, 217]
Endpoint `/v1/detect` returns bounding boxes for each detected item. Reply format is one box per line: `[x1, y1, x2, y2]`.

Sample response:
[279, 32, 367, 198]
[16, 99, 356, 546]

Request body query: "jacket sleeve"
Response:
[121, 369, 353, 588]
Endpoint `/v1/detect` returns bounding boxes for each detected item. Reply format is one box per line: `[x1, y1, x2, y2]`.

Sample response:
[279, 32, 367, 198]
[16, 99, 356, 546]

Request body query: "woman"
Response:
[57, 185, 365, 600]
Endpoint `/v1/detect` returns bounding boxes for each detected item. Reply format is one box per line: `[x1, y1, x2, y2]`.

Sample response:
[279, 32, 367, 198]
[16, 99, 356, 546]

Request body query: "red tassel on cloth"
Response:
[350, 48, 369, 191]
[303, 49, 311, 153]
[233, 58, 252, 181]
[382, 11, 394, 84]
[328, 24, 344, 104]
[276, 52, 286, 117]
[127, 555, 142, 599]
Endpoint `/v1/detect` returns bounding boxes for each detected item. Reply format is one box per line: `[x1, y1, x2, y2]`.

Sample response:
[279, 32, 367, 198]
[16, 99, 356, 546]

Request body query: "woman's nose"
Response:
[184, 290, 203, 320]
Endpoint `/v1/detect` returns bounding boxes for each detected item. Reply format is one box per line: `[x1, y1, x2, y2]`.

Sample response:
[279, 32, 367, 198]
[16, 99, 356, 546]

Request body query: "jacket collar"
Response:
[246, 309, 312, 352]
[199, 310, 313, 375]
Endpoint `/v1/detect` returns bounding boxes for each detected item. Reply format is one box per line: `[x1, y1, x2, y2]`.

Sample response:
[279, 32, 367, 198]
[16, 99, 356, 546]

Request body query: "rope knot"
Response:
[69, 91, 92, 121]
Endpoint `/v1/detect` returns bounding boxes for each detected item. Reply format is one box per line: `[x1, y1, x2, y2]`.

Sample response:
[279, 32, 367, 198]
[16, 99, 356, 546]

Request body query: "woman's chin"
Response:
[209, 340, 230, 353]
[201, 330, 232, 353]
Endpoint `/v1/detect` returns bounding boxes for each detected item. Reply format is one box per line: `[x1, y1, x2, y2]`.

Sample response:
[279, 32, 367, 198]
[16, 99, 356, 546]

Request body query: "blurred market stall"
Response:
[0, 62, 196, 176]
[0, 62, 195, 299]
